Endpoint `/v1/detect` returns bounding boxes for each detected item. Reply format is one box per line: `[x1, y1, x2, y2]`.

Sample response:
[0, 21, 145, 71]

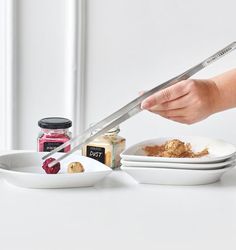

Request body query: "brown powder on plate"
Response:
[143, 139, 209, 158]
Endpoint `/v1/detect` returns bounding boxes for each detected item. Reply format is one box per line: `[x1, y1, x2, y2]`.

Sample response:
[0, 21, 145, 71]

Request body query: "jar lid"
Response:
[38, 117, 72, 129]
[105, 125, 120, 134]
[89, 123, 120, 135]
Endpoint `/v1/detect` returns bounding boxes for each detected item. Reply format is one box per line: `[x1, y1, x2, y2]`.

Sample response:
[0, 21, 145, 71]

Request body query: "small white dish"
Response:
[121, 136, 236, 163]
[0, 152, 112, 189]
[121, 164, 234, 186]
[121, 157, 236, 170]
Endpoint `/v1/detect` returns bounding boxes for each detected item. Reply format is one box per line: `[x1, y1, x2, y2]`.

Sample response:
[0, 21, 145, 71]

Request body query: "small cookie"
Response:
[67, 162, 84, 173]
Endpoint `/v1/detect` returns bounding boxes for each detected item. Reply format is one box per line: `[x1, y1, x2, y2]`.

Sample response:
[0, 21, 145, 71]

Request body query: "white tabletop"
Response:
[0, 151, 236, 250]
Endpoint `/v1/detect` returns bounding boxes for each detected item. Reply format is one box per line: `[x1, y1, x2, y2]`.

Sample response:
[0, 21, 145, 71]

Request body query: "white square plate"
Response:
[0, 152, 112, 189]
[121, 164, 234, 186]
[121, 157, 236, 170]
[121, 136, 236, 163]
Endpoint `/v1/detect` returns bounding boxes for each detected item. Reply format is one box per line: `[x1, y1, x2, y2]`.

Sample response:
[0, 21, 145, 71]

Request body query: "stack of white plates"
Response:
[121, 136, 236, 185]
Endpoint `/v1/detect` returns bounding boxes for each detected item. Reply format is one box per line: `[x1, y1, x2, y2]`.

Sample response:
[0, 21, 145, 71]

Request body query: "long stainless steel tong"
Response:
[43, 42, 236, 167]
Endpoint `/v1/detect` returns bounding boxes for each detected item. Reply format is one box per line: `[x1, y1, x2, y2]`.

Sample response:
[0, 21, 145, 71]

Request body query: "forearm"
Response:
[211, 68, 236, 112]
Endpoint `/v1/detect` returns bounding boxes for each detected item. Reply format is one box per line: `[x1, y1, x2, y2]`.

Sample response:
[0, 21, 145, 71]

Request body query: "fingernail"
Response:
[138, 90, 146, 96]
[141, 101, 150, 109]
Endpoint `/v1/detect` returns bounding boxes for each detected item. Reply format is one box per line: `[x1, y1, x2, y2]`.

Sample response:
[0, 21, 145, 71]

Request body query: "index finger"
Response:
[141, 80, 191, 109]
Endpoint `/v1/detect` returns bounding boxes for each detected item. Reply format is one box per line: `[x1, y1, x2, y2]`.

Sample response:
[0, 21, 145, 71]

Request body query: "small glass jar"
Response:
[82, 126, 126, 169]
[37, 117, 72, 152]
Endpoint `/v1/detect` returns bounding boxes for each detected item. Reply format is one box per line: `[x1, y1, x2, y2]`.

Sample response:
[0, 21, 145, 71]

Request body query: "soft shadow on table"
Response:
[209, 167, 236, 188]
[2, 168, 236, 193]
[94, 170, 138, 190]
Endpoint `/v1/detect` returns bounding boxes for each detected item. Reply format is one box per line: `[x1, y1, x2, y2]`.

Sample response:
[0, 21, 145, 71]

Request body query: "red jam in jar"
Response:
[37, 117, 72, 152]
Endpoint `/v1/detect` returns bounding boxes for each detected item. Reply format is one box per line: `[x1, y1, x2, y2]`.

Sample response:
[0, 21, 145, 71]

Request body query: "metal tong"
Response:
[43, 42, 236, 167]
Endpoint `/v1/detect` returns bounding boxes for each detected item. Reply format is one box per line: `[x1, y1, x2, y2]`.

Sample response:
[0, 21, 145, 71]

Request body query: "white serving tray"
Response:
[0, 152, 112, 189]
[121, 164, 234, 186]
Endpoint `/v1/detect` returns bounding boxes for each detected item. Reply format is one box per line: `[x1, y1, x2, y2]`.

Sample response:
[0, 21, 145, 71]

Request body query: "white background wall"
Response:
[16, 0, 69, 150]
[0, 0, 6, 149]
[85, 0, 236, 146]
[1, 0, 236, 150]
[0, 0, 80, 150]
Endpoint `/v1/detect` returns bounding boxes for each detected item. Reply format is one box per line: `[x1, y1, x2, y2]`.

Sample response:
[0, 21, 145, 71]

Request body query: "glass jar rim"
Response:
[105, 126, 120, 134]
[89, 123, 120, 135]
[38, 117, 72, 129]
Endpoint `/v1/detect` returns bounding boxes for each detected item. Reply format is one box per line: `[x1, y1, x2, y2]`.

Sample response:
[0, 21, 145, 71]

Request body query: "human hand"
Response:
[141, 79, 220, 124]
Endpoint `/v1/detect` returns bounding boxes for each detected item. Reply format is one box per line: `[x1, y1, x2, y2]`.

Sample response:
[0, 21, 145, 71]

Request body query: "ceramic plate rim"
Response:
[121, 163, 234, 173]
[121, 157, 236, 170]
[0, 152, 112, 176]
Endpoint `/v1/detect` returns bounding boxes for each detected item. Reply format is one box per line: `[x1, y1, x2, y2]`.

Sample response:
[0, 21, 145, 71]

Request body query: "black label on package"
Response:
[87, 146, 105, 163]
[43, 142, 65, 152]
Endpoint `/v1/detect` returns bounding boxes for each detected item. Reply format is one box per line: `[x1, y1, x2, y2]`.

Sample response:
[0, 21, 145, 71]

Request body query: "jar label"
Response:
[86, 146, 105, 163]
[43, 142, 65, 152]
